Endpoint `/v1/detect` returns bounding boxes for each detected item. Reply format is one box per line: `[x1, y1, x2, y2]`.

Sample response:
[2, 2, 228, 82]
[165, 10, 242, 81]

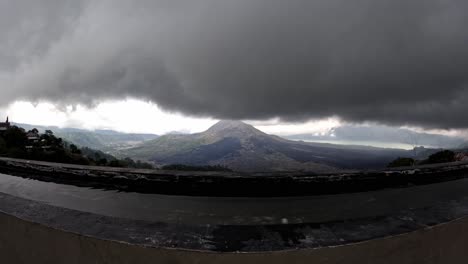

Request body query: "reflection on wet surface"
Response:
[2, 172, 468, 226]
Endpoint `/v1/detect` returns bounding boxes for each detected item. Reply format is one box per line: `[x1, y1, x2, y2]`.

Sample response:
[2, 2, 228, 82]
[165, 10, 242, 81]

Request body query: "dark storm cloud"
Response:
[0, 0, 84, 70]
[2, 0, 468, 128]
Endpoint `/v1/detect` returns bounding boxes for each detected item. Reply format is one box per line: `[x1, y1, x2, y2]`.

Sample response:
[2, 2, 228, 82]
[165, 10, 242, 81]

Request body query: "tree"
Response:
[0, 137, 7, 154]
[69, 144, 81, 154]
[0, 126, 150, 169]
[136, 160, 153, 169]
[427, 150, 455, 164]
[162, 164, 232, 172]
[97, 158, 108, 166]
[123, 157, 136, 167]
[387, 157, 415, 168]
[108, 160, 125, 167]
[3, 126, 27, 148]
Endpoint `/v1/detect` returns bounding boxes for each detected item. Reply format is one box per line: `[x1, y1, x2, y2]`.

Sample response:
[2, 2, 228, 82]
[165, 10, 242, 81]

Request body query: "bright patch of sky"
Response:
[1, 99, 218, 135]
[0, 99, 340, 135]
[1, 99, 465, 139]
[249, 118, 340, 136]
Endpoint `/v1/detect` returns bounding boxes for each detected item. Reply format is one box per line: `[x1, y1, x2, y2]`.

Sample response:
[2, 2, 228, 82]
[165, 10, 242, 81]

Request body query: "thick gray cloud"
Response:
[1, 0, 468, 129]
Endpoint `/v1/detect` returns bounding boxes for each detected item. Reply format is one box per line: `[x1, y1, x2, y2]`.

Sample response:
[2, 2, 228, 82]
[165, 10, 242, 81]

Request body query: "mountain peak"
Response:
[205, 120, 265, 138]
[210, 120, 251, 129]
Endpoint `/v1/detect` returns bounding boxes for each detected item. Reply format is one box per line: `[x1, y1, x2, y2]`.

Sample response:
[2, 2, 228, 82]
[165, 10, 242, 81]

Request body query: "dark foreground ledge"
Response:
[1, 187, 468, 253]
[3, 158, 468, 262]
[3, 213, 468, 264]
[2, 185, 468, 262]
[1, 157, 468, 196]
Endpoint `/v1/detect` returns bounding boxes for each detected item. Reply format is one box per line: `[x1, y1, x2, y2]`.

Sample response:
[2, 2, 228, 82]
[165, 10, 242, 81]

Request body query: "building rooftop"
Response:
[0, 117, 10, 129]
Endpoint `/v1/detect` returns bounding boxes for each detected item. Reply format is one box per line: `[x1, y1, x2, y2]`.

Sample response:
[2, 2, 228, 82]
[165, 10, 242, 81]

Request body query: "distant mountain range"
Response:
[13, 123, 159, 152]
[120, 121, 423, 172]
[285, 125, 467, 149]
[15, 121, 451, 172]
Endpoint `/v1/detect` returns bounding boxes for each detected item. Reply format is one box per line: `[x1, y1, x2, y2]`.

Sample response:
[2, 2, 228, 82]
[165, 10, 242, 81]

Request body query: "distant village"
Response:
[0, 117, 153, 169]
[1, 117, 59, 152]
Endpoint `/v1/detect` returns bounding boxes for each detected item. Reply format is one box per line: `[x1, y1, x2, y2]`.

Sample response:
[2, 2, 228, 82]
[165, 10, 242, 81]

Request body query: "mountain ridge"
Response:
[12, 123, 159, 152]
[285, 124, 467, 149]
[121, 120, 416, 172]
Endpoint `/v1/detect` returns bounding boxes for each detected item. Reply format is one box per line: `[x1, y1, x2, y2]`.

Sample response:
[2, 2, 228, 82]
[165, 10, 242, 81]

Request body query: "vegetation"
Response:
[123, 134, 207, 161]
[387, 157, 415, 168]
[0, 126, 153, 169]
[426, 150, 456, 164]
[388, 150, 457, 168]
[17, 123, 159, 152]
[106, 157, 154, 169]
[161, 164, 232, 172]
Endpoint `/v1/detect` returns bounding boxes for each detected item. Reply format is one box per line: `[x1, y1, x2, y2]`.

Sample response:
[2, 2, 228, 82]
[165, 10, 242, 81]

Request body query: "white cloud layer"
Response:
[1, 99, 217, 134]
[0, 99, 343, 135]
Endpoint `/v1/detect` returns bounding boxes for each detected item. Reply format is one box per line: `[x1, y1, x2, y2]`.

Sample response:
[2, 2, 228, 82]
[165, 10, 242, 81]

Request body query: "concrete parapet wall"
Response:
[2, 157, 468, 197]
[1, 212, 468, 264]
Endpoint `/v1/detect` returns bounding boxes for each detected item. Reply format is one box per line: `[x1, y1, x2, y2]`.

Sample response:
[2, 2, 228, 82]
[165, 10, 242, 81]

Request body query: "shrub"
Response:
[162, 164, 232, 172]
[427, 150, 455, 164]
[387, 157, 415, 168]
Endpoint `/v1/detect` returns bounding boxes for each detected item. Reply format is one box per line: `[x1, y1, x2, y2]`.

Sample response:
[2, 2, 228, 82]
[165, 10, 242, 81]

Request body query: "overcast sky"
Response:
[1, 0, 468, 135]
